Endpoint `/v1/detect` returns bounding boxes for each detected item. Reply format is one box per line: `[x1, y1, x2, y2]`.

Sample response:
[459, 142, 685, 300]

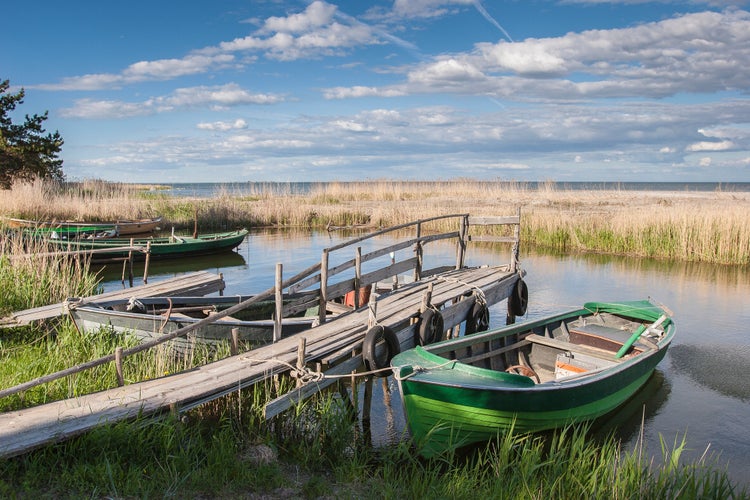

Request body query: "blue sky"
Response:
[3, 0, 750, 183]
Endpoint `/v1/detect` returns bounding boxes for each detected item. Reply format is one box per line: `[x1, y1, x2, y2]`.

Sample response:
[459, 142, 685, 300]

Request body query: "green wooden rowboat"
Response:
[391, 300, 675, 457]
[44, 229, 248, 261]
[21, 225, 118, 239]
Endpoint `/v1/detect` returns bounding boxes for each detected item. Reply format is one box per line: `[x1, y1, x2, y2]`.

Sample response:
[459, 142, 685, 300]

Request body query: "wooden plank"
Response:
[0, 272, 225, 327]
[263, 356, 362, 420]
[468, 215, 520, 225]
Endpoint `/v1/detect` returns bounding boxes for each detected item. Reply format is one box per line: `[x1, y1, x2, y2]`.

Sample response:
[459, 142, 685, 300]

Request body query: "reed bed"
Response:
[0, 234, 101, 316]
[2, 179, 748, 264]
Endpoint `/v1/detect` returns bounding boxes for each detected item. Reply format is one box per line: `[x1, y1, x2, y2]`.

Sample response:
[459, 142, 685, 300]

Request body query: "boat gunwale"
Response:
[393, 301, 675, 393]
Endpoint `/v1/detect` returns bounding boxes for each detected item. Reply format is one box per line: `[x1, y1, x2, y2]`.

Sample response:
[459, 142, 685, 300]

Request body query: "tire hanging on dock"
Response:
[509, 278, 528, 316]
[416, 308, 444, 346]
[362, 325, 400, 376]
[465, 301, 490, 334]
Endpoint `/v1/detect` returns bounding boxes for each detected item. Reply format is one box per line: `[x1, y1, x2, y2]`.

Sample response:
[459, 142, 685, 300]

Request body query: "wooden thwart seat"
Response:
[524, 333, 624, 361]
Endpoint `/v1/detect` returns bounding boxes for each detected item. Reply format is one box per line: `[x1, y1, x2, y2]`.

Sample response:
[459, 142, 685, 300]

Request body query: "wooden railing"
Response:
[0, 211, 521, 400]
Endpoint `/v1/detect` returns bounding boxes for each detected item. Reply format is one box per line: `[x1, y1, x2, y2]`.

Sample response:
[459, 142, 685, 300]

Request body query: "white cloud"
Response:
[216, 1, 377, 61]
[61, 84, 283, 118]
[38, 54, 236, 91]
[327, 10, 750, 101]
[686, 140, 735, 151]
[259, 1, 337, 34]
[197, 119, 248, 131]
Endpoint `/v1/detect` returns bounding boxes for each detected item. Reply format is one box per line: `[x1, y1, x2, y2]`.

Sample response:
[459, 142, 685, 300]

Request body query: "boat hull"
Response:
[392, 300, 675, 457]
[45, 229, 247, 261]
[71, 303, 314, 356]
[5, 216, 162, 235]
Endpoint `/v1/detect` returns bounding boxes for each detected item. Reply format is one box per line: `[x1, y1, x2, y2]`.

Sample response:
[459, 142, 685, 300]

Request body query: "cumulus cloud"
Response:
[686, 140, 735, 151]
[38, 54, 236, 91]
[327, 10, 750, 100]
[197, 119, 248, 131]
[214, 1, 378, 61]
[61, 84, 283, 118]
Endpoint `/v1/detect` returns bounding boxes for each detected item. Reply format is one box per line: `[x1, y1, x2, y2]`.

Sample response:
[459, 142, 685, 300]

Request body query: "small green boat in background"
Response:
[44, 229, 248, 262]
[22, 225, 118, 239]
[391, 300, 674, 457]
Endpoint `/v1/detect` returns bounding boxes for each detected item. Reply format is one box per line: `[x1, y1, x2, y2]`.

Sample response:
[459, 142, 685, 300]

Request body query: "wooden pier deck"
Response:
[0, 213, 525, 458]
[0, 271, 226, 327]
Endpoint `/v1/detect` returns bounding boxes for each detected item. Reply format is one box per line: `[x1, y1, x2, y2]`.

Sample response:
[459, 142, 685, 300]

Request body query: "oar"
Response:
[615, 313, 669, 359]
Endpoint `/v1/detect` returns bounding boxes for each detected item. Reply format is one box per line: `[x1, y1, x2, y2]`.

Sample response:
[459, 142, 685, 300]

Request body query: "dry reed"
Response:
[1, 179, 748, 265]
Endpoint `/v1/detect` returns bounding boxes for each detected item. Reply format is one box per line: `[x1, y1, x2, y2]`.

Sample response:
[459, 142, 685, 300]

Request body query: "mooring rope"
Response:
[238, 356, 394, 383]
[392, 359, 457, 382]
[434, 275, 487, 307]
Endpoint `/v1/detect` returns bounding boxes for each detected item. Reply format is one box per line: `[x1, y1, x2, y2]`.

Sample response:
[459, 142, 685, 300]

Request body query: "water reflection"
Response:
[670, 344, 750, 402]
[590, 370, 671, 441]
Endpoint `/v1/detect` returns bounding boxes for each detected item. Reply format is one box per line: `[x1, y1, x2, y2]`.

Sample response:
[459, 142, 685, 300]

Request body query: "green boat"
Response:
[44, 229, 248, 261]
[391, 300, 675, 457]
[22, 225, 118, 239]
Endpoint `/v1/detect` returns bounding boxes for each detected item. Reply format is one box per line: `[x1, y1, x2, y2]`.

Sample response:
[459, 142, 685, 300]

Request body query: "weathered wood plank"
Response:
[0, 272, 226, 327]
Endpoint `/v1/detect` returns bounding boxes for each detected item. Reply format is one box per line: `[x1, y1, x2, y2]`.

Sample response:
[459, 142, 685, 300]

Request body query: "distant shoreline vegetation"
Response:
[2, 178, 749, 265]
[137, 180, 750, 198]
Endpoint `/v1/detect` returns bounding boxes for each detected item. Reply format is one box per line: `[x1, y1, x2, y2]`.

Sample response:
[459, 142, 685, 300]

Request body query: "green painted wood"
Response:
[392, 300, 675, 457]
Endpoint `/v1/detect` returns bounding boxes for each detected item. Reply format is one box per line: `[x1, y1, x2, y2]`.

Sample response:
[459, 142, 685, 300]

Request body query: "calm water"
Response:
[99, 229, 750, 487]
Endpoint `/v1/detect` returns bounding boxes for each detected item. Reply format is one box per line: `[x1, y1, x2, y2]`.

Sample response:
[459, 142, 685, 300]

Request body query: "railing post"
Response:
[274, 263, 283, 342]
[354, 247, 362, 308]
[115, 347, 124, 386]
[511, 207, 521, 272]
[367, 291, 378, 329]
[231, 327, 239, 355]
[456, 215, 467, 269]
[128, 238, 134, 287]
[319, 250, 329, 325]
[414, 222, 423, 282]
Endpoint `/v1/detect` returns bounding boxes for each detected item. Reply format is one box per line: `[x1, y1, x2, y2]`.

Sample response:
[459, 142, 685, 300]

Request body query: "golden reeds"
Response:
[1, 179, 748, 264]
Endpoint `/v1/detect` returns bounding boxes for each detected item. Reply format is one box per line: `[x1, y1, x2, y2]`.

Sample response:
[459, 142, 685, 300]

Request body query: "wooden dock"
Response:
[0, 213, 525, 458]
[0, 271, 226, 327]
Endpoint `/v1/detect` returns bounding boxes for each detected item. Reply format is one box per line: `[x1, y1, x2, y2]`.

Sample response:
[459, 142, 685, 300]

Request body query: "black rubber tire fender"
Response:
[509, 278, 529, 316]
[416, 308, 444, 346]
[465, 301, 490, 334]
[362, 325, 400, 376]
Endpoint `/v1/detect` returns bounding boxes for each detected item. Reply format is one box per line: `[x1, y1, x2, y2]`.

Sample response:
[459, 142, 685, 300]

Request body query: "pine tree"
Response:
[0, 79, 64, 189]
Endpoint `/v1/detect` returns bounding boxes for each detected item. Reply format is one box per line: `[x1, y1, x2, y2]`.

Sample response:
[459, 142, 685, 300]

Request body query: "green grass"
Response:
[2, 404, 744, 498]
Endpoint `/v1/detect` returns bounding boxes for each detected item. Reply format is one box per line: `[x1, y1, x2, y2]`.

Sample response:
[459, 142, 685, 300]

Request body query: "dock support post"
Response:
[421, 283, 434, 313]
[143, 241, 151, 284]
[274, 263, 283, 342]
[362, 376, 373, 443]
[319, 250, 329, 326]
[367, 292, 378, 328]
[115, 347, 124, 386]
[231, 327, 239, 356]
[296, 337, 307, 388]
